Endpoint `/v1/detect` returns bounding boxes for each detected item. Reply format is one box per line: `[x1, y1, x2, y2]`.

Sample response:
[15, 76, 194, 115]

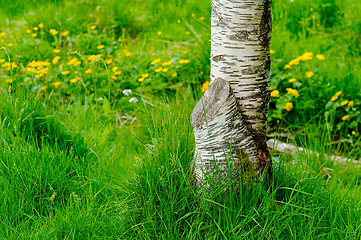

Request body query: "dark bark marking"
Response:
[259, 0, 272, 47]
[212, 55, 225, 62]
[229, 31, 250, 41]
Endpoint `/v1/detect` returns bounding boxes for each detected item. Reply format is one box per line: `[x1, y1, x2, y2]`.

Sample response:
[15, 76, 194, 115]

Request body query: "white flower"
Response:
[129, 97, 138, 103]
[123, 89, 132, 96]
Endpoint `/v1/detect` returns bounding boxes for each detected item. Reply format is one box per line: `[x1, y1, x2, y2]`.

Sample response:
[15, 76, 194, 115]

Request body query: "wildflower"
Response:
[271, 90, 280, 97]
[201, 81, 210, 92]
[106, 59, 112, 64]
[5, 79, 13, 83]
[182, 51, 188, 54]
[126, 52, 131, 57]
[172, 72, 177, 77]
[191, 13, 196, 17]
[155, 67, 163, 72]
[270, 50, 275, 54]
[26, 29, 31, 33]
[194, 43, 198, 46]
[286, 88, 299, 98]
[0, 59, 5, 63]
[112, 66, 118, 72]
[138, 77, 144, 82]
[49, 29, 58, 35]
[284, 64, 291, 69]
[38, 23, 44, 28]
[90, 25, 96, 30]
[61, 70, 70, 75]
[85, 69, 92, 74]
[31, 33, 37, 37]
[70, 78, 78, 83]
[52, 56, 61, 64]
[0, 32, 5, 36]
[179, 59, 190, 64]
[331, 91, 342, 101]
[284, 102, 293, 111]
[270, 86, 274, 90]
[162, 61, 172, 66]
[42, 86, 47, 91]
[123, 49, 128, 53]
[52, 81, 62, 88]
[129, 97, 138, 103]
[177, 20, 181, 23]
[186, 31, 191, 35]
[67, 57, 78, 65]
[157, 31, 162, 35]
[342, 115, 349, 121]
[74, 61, 81, 66]
[352, 131, 356, 135]
[53, 49, 60, 53]
[162, 68, 169, 72]
[59, 64, 63, 68]
[97, 45, 104, 49]
[142, 73, 149, 78]
[8, 43, 13, 47]
[348, 101, 354, 107]
[305, 71, 314, 78]
[340, 100, 349, 106]
[114, 71, 122, 75]
[112, 76, 117, 80]
[316, 54, 325, 60]
[288, 78, 297, 83]
[33, 27, 39, 31]
[62, 31, 69, 36]
[123, 89, 132, 96]
[151, 58, 161, 65]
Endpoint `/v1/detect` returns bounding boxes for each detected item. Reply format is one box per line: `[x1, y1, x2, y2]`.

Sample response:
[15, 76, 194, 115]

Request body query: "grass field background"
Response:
[1, 0, 361, 238]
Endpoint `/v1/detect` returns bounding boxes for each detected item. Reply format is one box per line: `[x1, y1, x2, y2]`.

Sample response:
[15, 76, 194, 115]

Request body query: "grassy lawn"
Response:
[0, 0, 361, 238]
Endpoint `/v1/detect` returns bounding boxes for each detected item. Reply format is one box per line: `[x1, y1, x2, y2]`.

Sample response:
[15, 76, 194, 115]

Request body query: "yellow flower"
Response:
[114, 71, 122, 75]
[74, 61, 81, 66]
[70, 78, 78, 83]
[316, 54, 325, 60]
[62, 31, 69, 36]
[270, 86, 274, 90]
[49, 29, 58, 35]
[5, 78, 13, 83]
[112, 66, 118, 72]
[157, 31, 162, 35]
[305, 71, 314, 78]
[284, 102, 293, 111]
[348, 101, 354, 107]
[182, 51, 188, 54]
[26, 29, 31, 33]
[172, 72, 177, 77]
[342, 115, 349, 121]
[151, 58, 161, 65]
[194, 43, 198, 46]
[191, 13, 196, 17]
[179, 59, 190, 64]
[90, 25, 96, 30]
[85, 69, 92, 74]
[31, 33, 37, 37]
[42, 86, 47, 91]
[201, 81, 210, 92]
[126, 52, 131, 57]
[53, 49, 60, 53]
[142, 73, 149, 78]
[284, 64, 291, 69]
[186, 31, 190, 35]
[123, 49, 128, 53]
[67, 57, 78, 65]
[8, 43, 13, 47]
[33, 27, 39, 31]
[270, 50, 275, 54]
[106, 59, 112, 64]
[288, 78, 297, 83]
[271, 90, 280, 98]
[112, 75, 117, 80]
[0, 32, 5, 36]
[38, 23, 44, 28]
[286, 88, 299, 98]
[0, 59, 5, 63]
[200, 17, 205, 21]
[162, 68, 169, 72]
[52, 56, 61, 64]
[155, 67, 163, 72]
[352, 131, 356, 135]
[59, 64, 63, 68]
[52, 81, 62, 88]
[97, 45, 104, 49]
[177, 20, 181, 23]
[138, 77, 144, 82]
[331, 96, 338, 101]
[162, 61, 172, 66]
[61, 70, 70, 75]
[340, 100, 349, 106]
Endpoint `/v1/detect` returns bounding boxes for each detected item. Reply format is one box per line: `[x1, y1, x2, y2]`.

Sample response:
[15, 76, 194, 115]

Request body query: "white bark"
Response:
[191, 0, 272, 191]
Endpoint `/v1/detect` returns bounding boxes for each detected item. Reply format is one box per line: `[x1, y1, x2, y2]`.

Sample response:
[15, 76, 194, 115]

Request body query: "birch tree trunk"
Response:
[191, 0, 272, 192]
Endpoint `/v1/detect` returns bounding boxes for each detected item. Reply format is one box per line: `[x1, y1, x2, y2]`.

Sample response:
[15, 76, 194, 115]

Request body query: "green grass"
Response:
[0, 0, 361, 238]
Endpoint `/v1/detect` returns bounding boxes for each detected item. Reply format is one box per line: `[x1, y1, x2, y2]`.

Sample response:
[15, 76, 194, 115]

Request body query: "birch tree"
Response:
[191, 0, 272, 192]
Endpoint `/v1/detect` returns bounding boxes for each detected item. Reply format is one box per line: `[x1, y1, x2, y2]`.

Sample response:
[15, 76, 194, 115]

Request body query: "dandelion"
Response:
[288, 78, 297, 83]
[8, 43, 13, 47]
[31, 33, 37, 37]
[106, 59, 112, 64]
[305, 71, 314, 78]
[49, 29, 58, 35]
[112, 66, 118, 72]
[74, 61, 81, 66]
[342, 115, 349, 121]
[162, 61, 172, 66]
[200, 17, 205, 21]
[201, 81, 210, 92]
[129, 97, 138, 103]
[179, 59, 190, 64]
[97, 45, 104, 49]
[157, 31, 162, 35]
[331, 91, 342, 101]
[0, 32, 5, 36]
[85, 69, 92, 74]
[194, 43, 198, 46]
[53, 49, 60, 53]
[62, 31, 69, 36]
[38, 23, 44, 28]
[112, 76, 117, 80]
[151, 58, 161, 65]
[352, 131, 356, 135]
[286, 88, 299, 98]
[0, 59, 5, 63]
[270, 50, 275, 54]
[126, 52, 131, 57]
[123, 89, 132, 96]
[70, 78, 78, 83]
[162, 68, 169, 72]
[142, 73, 149, 78]
[67, 57, 78, 65]
[26, 29, 31, 33]
[138, 77, 144, 82]
[114, 71, 122, 75]
[284, 102, 293, 111]
[5, 79, 13, 83]
[59, 64, 63, 68]
[42, 86, 47, 91]
[182, 51, 188, 54]
[52, 56, 61, 64]
[316, 54, 325, 60]
[61, 70, 70, 75]
[90, 25, 96, 30]
[172, 72, 177, 77]
[155, 67, 163, 72]
[186, 31, 191, 35]
[177, 20, 181, 23]
[340, 100, 349, 106]
[271, 90, 280, 97]
[191, 13, 196, 17]
[284, 64, 291, 69]
[123, 49, 128, 53]
[348, 100, 354, 107]
[33, 27, 39, 31]
[52, 81, 62, 88]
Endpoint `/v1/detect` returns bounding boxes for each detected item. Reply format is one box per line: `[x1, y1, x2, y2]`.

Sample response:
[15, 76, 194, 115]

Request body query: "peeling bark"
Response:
[191, 0, 272, 191]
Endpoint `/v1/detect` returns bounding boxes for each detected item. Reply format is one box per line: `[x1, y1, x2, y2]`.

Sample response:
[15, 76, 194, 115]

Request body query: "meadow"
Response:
[0, 0, 361, 239]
